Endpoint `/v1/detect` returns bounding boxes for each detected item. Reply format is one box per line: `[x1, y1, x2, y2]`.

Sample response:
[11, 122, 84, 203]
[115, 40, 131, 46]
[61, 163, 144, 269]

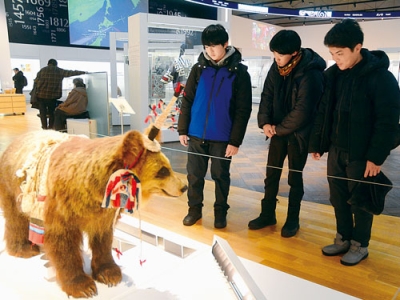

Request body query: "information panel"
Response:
[5, 0, 70, 46]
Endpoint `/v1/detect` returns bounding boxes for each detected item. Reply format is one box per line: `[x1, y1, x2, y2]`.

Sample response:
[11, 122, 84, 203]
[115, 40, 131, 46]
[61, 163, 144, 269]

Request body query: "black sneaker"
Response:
[214, 210, 227, 229]
[183, 208, 202, 226]
[248, 215, 277, 230]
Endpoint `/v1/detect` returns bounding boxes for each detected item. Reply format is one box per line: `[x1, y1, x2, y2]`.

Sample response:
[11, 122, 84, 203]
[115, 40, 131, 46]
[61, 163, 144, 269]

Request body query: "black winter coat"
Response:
[308, 49, 400, 165]
[13, 71, 25, 90]
[258, 48, 326, 152]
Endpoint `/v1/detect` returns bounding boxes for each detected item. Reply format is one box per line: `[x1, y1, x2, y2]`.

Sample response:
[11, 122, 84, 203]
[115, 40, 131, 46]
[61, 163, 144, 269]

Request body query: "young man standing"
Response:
[178, 24, 252, 229]
[248, 30, 326, 237]
[309, 19, 400, 266]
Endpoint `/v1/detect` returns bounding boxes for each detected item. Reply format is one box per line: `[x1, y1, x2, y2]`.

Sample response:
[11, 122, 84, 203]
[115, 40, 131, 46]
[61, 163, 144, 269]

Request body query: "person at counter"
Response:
[54, 78, 88, 131]
[34, 59, 86, 130]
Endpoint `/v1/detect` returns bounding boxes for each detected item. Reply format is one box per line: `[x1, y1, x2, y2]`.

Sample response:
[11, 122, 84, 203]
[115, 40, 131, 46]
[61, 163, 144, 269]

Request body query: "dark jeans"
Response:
[327, 146, 373, 247]
[38, 98, 57, 129]
[186, 137, 231, 212]
[54, 109, 69, 131]
[263, 134, 308, 213]
[15, 87, 23, 94]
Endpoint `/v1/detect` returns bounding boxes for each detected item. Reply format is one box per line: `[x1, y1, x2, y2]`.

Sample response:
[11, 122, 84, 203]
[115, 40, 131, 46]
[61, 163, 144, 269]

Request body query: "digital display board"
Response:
[68, 0, 148, 48]
[149, 0, 217, 19]
[5, 0, 217, 49]
[5, 0, 70, 46]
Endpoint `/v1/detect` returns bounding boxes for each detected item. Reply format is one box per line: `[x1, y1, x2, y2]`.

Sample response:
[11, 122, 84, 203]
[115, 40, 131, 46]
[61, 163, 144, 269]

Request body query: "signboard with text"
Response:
[5, 0, 70, 46]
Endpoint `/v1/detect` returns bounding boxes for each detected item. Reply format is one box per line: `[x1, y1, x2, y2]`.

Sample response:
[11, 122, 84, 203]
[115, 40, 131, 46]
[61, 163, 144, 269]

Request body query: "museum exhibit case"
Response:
[127, 13, 229, 142]
[242, 56, 272, 103]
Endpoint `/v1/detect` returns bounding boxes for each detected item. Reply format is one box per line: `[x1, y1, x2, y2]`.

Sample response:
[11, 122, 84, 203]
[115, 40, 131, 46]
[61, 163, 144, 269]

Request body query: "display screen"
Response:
[252, 22, 276, 50]
[68, 0, 147, 48]
[5, 0, 70, 46]
[5, 0, 217, 49]
[149, 0, 217, 19]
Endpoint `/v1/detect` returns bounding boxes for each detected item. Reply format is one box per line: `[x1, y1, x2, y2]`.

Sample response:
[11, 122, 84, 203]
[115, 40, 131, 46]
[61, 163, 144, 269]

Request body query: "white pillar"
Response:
[0, 0, 12, 92]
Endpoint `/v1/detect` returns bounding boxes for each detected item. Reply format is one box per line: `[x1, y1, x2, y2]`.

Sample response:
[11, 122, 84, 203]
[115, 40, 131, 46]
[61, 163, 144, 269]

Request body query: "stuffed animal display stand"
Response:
[0, 128, 187, 298]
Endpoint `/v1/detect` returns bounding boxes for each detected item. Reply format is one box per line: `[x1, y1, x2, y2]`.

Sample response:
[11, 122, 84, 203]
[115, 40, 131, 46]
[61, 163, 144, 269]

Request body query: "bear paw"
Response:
[92, 263, 122, 287]
[62, 274, 98, 298]
[8, 243, 40, 258]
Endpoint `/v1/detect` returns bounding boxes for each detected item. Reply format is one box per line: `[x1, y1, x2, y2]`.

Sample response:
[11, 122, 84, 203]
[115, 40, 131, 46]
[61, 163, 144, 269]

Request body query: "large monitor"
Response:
[5, 0, 217, 49]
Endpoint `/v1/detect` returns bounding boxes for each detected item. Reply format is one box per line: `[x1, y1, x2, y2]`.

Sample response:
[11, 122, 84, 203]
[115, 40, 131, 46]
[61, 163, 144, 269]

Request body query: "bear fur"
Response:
[0, 129, 187, 298]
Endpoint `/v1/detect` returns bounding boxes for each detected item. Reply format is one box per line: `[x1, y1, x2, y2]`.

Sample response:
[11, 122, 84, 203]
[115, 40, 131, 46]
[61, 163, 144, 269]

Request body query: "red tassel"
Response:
[113, 247, 123, 259]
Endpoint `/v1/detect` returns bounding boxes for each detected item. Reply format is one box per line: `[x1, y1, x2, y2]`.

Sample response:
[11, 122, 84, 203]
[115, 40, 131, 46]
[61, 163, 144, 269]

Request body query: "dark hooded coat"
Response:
[308, 49, 400, 165]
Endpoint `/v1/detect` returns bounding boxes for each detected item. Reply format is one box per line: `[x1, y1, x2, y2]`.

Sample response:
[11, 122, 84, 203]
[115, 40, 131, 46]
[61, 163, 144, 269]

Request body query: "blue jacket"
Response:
[178, 47, 252, 146]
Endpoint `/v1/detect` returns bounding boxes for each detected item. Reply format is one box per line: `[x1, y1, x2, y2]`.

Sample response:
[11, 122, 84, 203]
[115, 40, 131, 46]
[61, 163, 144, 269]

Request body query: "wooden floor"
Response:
[1, 105, 400, 299]
[140, 184, 400, 300]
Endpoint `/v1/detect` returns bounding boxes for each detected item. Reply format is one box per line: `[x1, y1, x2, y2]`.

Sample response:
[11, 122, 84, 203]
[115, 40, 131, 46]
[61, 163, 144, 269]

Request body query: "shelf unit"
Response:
[0, 94, 26, 115]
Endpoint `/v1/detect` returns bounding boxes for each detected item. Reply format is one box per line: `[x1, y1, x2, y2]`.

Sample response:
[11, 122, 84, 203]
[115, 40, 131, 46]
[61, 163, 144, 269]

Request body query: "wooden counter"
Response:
[0, 94, 26, 115]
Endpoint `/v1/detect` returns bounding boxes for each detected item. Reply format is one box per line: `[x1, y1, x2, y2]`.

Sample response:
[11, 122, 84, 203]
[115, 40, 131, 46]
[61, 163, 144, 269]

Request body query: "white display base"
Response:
[67, 118, 97, 139]
[0, 214, 359, 300]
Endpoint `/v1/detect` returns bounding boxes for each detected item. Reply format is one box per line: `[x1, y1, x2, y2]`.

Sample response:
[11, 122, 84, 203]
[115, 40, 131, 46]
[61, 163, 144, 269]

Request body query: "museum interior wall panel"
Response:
[0, 0, 11, 92]
[85, 72, 110, 137]
[289, 19, 400, 61]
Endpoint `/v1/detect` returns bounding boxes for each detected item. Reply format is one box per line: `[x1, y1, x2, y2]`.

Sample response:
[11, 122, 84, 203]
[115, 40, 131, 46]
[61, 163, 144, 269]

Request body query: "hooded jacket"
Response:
[178, 46, 252, 147]
[308, 49, 400, 165]
[57, 86, 88, 115]
[258, 48, 326, 152]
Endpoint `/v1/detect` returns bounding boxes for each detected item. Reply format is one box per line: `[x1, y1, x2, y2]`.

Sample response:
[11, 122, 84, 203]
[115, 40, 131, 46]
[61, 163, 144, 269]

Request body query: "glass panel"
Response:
[242, 56, 273, 103]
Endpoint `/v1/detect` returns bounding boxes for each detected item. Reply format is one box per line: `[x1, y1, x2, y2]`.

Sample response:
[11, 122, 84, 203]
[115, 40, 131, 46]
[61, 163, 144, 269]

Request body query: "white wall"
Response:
[9, 43, 111, 68]
[0, 0, 12, 91]
[288, 19, 400, 61]
[230, 15, 279, 58]
[230, 16, 400, 61]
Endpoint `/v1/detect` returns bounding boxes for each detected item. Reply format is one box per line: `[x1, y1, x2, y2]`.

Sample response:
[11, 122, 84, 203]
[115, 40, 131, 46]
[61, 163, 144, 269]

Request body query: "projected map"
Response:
[68, 0, 146, 48]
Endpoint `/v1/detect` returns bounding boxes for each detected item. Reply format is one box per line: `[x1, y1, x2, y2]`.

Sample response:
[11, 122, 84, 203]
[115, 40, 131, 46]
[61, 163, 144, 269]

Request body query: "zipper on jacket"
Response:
[215, 77, 225, 97]
[202, 72, 217, 139]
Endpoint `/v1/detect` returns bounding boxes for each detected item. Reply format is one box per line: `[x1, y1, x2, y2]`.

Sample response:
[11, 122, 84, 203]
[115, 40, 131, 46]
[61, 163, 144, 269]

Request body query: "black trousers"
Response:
[263, 134, 308, 216]
[38, 98, 57, 130]
[327, 146, 373, 247]
[186, 137, 231, 212]
[54, 109, 69, 131]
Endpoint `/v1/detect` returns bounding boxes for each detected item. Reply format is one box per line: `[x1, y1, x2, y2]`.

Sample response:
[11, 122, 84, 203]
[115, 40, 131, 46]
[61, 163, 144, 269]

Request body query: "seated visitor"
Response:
[54, 78, 88, 131]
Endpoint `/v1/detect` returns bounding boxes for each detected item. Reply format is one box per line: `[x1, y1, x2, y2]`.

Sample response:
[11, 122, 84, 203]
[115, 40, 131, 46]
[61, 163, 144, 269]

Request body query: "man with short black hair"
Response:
[309, 19, 400, 266]
[178, 24, 252, 229]
[248, 30, 326, 238]
[12, 68, 26, 94]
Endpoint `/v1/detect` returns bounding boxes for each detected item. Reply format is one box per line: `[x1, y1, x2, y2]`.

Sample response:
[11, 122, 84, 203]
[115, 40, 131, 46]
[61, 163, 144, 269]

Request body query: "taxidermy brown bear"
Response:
[0, 129, 187, 298]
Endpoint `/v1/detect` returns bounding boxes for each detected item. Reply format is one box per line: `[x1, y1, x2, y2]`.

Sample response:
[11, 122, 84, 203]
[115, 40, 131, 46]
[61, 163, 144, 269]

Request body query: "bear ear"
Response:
[121, 131, 145, 167]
